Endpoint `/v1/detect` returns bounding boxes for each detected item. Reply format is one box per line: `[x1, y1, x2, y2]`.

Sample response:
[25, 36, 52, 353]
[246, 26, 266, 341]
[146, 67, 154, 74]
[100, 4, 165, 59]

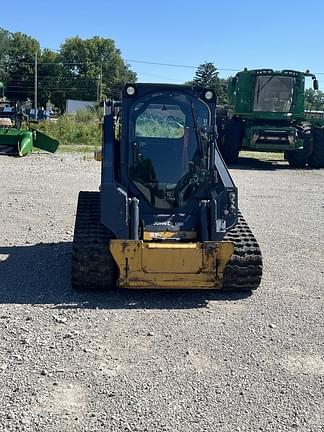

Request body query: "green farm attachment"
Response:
[0, 126, 59, 156]
[32, 129, 59, 153]
[0, 82, 59, 156]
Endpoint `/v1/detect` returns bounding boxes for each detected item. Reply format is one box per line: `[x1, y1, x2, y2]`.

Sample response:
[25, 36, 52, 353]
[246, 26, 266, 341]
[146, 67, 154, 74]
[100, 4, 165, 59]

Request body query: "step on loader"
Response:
[71, 84, 262, 291]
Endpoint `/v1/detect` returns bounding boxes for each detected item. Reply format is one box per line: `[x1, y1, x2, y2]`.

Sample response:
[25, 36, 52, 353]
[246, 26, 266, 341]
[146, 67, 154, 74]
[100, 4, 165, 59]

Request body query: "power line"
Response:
[126, 59, 240, 72]
[37, 47, 324, 75]
[8, 59, 239, 72]
[8, 76, 98, 81]
[7, 88, 94, 93]
[7, 87, 95, 90]
[127, 61, 324, 75]
[7, 58, 324, 75]
[9, 61, 101, 65]
[3, 51, 324, 75]
[127, 59, 197, 69]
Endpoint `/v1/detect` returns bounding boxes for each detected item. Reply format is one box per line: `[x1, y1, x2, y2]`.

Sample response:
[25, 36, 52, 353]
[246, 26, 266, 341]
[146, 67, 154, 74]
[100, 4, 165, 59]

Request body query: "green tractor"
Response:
[0, 81, 59, 156]
[217, 69, 324, 168]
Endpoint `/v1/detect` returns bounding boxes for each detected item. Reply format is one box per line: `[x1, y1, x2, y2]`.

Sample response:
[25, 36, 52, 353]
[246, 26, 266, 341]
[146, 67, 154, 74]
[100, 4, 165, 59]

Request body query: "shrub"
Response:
[34, 109, 101, 147]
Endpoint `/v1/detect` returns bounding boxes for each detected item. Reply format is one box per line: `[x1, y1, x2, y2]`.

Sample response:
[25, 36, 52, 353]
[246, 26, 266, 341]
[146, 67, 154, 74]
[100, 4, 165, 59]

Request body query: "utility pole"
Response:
[34, 51, 38, 120]
[0, 81, 4, 100]
[100, 64, 103, 102]
[97, 64, 103, 103]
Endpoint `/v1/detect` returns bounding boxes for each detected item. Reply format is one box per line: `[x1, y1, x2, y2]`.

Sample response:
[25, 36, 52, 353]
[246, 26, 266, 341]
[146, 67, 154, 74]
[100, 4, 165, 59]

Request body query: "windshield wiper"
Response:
[259, 76, 275, 93]
[256, 76, 275, 104]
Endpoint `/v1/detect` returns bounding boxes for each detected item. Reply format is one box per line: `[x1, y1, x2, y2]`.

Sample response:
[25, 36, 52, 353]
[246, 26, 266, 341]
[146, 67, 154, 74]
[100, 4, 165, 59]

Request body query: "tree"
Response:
[0, 28, 10, 83]
[52, 36, 137, 110]
[38, 49, 62, 108]
[191, 62, 228, 104]
[0, 29, 137, 110]
[4, 31, 40, 102]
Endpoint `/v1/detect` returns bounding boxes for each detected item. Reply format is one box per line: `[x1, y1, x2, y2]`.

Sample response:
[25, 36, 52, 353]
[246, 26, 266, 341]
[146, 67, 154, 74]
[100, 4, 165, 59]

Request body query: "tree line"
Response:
[0, 28, 137, 111]
[0, 28, 230, 110]
[1, 27, 323, 112]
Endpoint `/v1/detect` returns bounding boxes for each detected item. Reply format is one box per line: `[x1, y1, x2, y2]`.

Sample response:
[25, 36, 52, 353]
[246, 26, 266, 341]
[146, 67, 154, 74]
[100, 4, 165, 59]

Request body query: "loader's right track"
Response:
[71, 191, 117, 291]
[222, 212, 262, 291]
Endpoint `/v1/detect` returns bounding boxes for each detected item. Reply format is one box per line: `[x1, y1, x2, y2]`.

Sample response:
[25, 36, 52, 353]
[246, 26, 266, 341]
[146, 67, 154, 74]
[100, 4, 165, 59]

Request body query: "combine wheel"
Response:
[222, 212, 262, 291]
[220, 118, 243, 164]
[309, 127, 324, 168]
[71, 191, 117, 291]
[285, 124, 312, 168]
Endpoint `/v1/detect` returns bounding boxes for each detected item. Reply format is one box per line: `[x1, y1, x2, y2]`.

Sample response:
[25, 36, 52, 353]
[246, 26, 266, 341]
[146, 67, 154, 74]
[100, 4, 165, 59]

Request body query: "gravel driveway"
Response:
[0, 153, 323, 432]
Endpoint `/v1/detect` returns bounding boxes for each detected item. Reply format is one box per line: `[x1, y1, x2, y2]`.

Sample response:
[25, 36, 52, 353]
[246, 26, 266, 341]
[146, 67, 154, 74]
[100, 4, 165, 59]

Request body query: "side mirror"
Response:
[313, 79, 319, 90]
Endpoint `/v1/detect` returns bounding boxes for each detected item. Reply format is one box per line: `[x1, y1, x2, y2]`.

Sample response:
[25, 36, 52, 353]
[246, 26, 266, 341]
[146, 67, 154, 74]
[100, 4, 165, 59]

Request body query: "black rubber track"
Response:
[309, 127, 324, 168]
[71, 191, 117, 291]
[222, 212, 262, 291]
[285, 124, 313, 168]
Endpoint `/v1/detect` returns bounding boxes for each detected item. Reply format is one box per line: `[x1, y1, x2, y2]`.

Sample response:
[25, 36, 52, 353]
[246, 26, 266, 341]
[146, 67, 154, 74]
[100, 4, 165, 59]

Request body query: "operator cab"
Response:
[253, 75, 295, 113]
[127, 89, 211, 209]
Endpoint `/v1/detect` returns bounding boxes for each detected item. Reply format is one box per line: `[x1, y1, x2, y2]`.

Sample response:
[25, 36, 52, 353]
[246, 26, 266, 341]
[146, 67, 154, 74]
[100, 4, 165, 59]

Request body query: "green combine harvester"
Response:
[0, 81, 59, 156]
[217, 69, 324, 168]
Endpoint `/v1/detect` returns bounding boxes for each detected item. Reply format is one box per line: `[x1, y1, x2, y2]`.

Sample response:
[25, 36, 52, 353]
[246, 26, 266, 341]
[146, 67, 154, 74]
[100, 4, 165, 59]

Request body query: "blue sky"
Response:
[2, 0, 324, 88]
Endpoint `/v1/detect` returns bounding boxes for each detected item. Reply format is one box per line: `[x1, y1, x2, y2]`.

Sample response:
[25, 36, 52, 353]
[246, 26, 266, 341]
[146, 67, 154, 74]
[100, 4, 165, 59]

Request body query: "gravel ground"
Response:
[0, 153, 323, 432]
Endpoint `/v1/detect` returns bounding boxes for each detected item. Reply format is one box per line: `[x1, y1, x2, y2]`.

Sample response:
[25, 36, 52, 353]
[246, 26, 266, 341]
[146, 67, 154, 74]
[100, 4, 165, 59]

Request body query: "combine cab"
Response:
[217, 69, 324, 168]
[71, 84, 263, 292]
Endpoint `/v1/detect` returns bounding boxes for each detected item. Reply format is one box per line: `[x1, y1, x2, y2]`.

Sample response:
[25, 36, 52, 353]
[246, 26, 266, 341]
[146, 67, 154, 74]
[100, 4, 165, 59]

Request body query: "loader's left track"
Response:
[71, 191, 117, 291]
[222, 212, 263, 291]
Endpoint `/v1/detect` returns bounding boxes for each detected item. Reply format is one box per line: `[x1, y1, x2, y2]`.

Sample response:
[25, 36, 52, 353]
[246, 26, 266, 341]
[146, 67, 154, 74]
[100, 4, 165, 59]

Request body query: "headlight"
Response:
[204, 90, 214, 100]
[126, 86, 136, 96]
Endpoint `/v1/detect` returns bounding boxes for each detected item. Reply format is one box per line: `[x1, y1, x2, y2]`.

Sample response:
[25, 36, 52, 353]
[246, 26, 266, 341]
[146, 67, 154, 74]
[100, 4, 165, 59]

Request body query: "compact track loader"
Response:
[71, 84, 262, 291]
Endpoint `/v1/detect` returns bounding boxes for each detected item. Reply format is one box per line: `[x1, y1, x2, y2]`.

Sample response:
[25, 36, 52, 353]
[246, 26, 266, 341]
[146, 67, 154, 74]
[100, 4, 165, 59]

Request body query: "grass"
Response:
[58, 144, 99, 153]
[240, 151, 285, 161]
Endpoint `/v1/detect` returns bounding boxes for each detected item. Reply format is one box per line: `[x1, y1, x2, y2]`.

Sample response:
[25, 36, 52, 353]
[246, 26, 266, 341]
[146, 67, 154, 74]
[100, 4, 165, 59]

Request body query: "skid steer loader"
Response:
[71, 84, 262, 291]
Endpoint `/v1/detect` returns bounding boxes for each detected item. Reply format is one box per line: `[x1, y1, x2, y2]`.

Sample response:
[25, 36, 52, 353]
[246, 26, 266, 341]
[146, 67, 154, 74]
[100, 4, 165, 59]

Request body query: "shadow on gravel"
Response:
[229, 157, 293, 171]
[0, 242, 251, 310]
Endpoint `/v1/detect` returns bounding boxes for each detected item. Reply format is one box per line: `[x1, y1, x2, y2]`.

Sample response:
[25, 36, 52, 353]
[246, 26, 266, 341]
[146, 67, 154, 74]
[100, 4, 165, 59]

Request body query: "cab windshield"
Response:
[253, 76, 295, 113]
[128, 91, 210, 209]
